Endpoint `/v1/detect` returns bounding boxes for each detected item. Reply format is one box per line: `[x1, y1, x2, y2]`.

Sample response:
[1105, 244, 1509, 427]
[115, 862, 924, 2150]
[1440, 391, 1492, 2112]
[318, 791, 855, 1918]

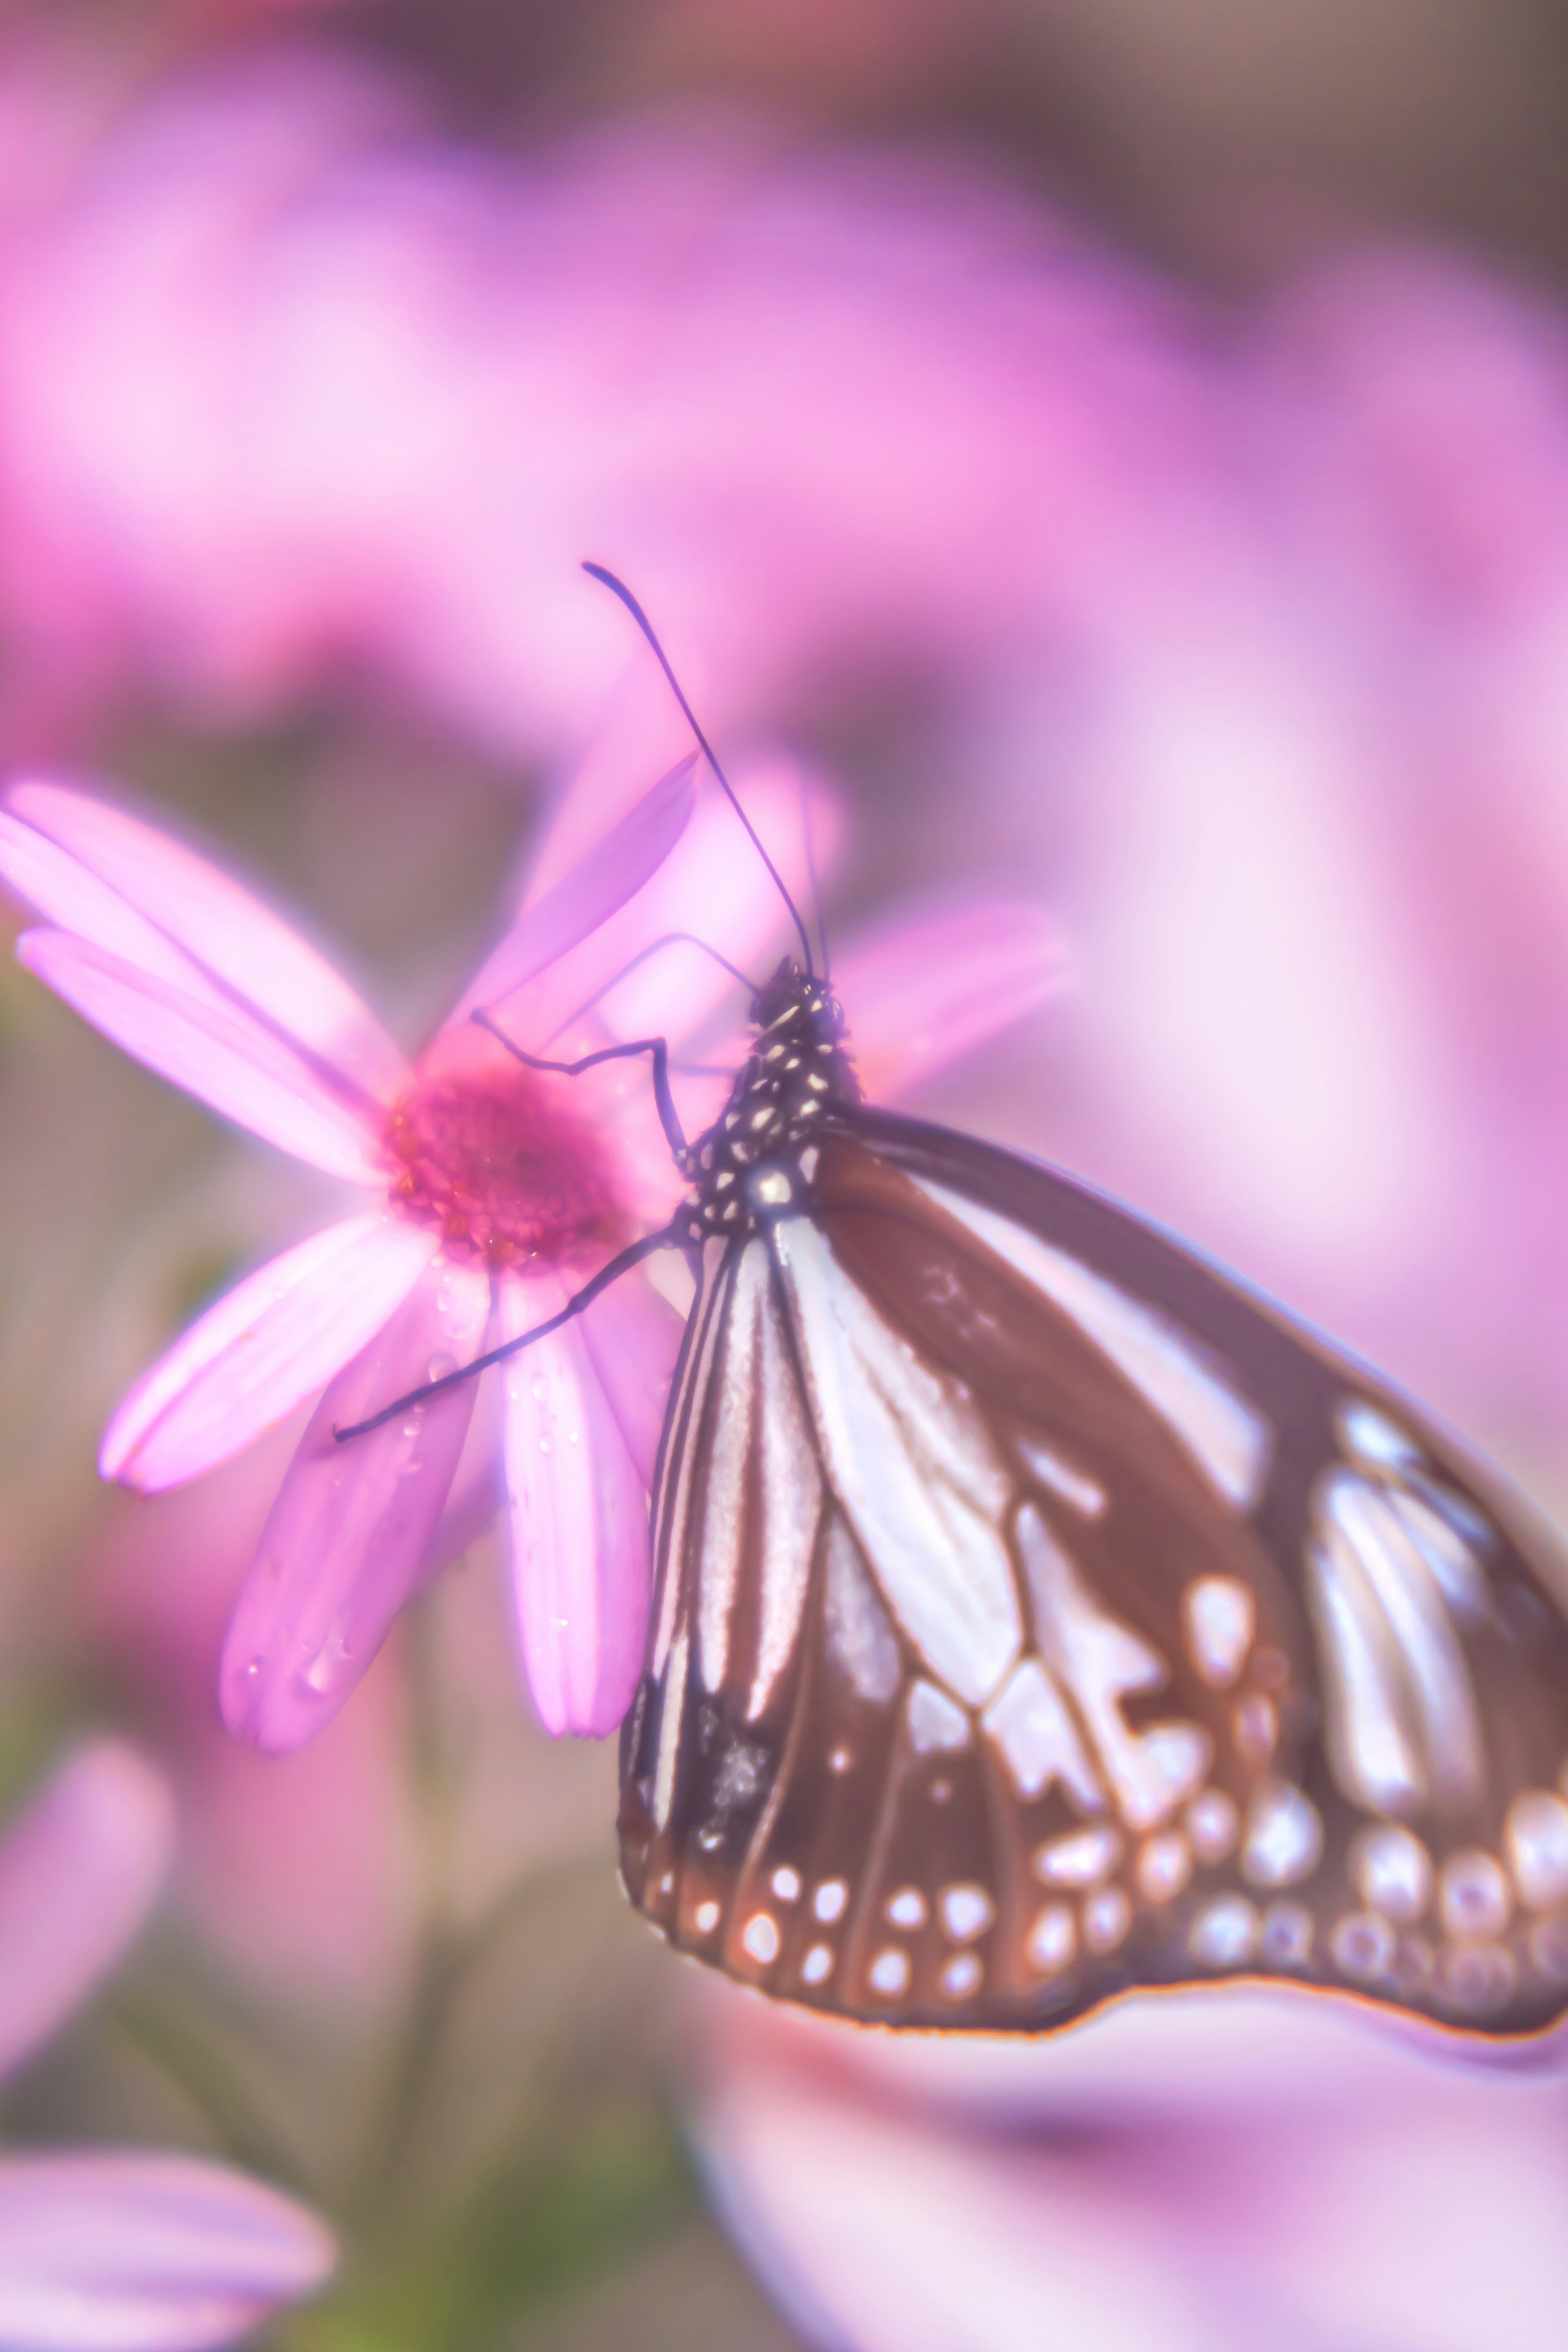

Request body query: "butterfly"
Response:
[348, 566, 1568, 2040]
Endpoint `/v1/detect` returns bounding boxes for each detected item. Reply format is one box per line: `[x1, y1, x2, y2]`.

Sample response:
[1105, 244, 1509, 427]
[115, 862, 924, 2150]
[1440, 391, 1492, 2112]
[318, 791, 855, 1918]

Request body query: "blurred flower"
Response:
[0, 1738, 335, 2351]
[0, 39, 1196, 759]
[0, 761, 1065, 1755]
[693, 1980, 1568, 2352]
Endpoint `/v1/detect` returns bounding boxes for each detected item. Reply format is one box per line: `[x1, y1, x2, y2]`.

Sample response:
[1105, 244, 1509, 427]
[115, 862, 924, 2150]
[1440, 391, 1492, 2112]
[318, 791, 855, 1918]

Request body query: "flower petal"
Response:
[452, 751, 698, 1025]
[17, 930, 386, 1183]
[578, 1267, 685, 1490]
[833, 900, 1070, 1102]
[0, 2151, 334, 2352]
[529, 760, 842, 1052]
[499, 1276, 651, 1736]
[0, 1742, 174, 2083]
[5, 782, 407, 1103]
[0, 813, 217, 1001]
[102, 1216, 439, 1493]
[218, 1261, 489, 1755]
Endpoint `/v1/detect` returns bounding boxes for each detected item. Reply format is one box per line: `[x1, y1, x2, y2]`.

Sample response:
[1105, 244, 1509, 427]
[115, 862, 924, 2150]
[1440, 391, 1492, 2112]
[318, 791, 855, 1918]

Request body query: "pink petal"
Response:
[450, 751, 698, 1026]
[6, 782, 407, 1104]
[518, 760, 842, 1054]
[0, 1742, 174, 2083]
[695, 2022, 1212, 2352]
[0, 813, 217, 1002]
[102, 1216, 439, 1492]
[17, 930, 386, 1184]
[0, 2151, 334, 2352]
[219, 1260, 489, 1755]
[578, 1266, 686, 1490]
[833, 900, 1071, 1103]
[499, 1275, 651, 1736]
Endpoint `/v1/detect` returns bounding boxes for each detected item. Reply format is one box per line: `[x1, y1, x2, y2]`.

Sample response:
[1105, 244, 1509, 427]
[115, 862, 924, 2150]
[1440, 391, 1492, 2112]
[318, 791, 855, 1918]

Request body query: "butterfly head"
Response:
[681, 962, 860, 1237]
[749, 958, 844, 1042]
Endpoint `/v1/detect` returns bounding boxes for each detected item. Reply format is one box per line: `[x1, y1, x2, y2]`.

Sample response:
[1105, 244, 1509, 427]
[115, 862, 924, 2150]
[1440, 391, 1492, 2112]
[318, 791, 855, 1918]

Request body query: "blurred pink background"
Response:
[2, 1, 1568, 2345]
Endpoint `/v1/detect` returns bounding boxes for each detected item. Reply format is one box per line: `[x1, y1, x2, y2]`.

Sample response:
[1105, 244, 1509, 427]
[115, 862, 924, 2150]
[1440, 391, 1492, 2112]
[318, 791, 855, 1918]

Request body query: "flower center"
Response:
[384, 1059, 631, 1271]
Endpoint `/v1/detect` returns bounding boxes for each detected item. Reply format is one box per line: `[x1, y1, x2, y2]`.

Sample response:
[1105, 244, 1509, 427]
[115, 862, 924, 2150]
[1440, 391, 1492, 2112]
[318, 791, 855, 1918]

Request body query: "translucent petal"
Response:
[0, 1743, 173, 2083]
[18, 931, 385, 1183]
[578, 1267, 685, 1490]
[499, 1276, 651, 1737]
[525, 761, 841, 1052]
[452, 751, 697, 1025]
[0, 2152, 334, 2351]
[6, 782, 407, 1103]
[102, 1216, 439, 1492]
[219, 1261, 490, 1755]
[834, 901, 1069, 1102]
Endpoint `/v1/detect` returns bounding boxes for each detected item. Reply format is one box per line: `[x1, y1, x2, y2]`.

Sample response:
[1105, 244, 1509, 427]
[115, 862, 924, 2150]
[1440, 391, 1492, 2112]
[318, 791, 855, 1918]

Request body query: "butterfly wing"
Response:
[618, 1114, 1568, 2034]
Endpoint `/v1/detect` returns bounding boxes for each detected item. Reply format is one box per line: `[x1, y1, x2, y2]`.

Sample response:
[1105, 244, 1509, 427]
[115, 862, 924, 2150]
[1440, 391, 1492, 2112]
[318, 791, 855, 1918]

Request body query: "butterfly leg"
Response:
[334, 1220, 681, 1444]
[473, 1007, 687, 1163]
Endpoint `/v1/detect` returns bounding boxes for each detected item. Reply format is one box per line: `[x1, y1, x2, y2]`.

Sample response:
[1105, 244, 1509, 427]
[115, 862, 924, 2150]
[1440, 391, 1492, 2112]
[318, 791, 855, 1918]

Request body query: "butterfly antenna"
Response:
[543, 931, 759, 1046]
[798, 767, 831, 982]
[583, 561, 816, 975]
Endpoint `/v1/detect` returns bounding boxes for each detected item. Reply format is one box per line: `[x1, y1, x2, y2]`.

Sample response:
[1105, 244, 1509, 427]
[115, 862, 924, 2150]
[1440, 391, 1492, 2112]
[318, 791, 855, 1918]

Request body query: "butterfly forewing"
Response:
[620, 1113, 1568, 2035]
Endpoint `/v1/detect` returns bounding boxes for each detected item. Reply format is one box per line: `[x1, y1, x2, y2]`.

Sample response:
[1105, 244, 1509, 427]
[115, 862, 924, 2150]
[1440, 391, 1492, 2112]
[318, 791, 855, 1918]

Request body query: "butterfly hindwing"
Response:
[619, 1117, 1568, 2034]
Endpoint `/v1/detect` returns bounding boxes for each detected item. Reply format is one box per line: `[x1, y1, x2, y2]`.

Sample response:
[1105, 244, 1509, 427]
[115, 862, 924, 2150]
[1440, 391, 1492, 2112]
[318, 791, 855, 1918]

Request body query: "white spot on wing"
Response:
[1015, 1437, 1107, 1518]
[1506, 1790, 1568, 1912]
[1310, 1469, 1485, 1815]
[1439, 1850, 1512, 1940]
[1027, 1904, 1076, 1975]
[908, 1680, 971, 1753]
[981, 1658, 1102, 1808]
[915, 1180, 1271, 1508]
[1034, 1825, 1123, 1889]
[1337, 1399, 1419, 1471]
[1354, 1825, 1431, 1922]
[1084, 1887, 1131, 1953]
[940, 1885, 993, 1942]
[1018, 1506, 1209, 1830]
[1241, 1781, 1323, 1888]
[869, 1948, 911, 1998]
[742, 1913, 780, 1963]
[1181, 1576, 1255, 1687]
[823, 1515, 901, 1705]
[1191, 1896, 1259, 1968]
[771, 1218, 1022, 1705]
[813, 1879, 848, 1924]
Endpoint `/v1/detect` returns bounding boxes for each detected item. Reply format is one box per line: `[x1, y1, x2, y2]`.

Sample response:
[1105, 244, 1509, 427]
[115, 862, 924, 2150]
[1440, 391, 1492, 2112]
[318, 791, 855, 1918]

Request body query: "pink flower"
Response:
[0, 757, 1065, 1755]
[0, 1738, 335, 2350]
[693, 1982, 1568, 2352]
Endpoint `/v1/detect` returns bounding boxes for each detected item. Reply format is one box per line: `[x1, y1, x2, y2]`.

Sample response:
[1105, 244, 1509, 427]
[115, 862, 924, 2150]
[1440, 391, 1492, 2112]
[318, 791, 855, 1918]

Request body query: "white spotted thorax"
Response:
[674, 958, 860, 1247]
[616, 965, 1568, 2040]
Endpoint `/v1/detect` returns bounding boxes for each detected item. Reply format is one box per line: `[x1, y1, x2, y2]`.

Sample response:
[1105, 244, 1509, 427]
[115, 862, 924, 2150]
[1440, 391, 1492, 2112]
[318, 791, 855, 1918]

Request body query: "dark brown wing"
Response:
[619, 1119, 1568, 2035]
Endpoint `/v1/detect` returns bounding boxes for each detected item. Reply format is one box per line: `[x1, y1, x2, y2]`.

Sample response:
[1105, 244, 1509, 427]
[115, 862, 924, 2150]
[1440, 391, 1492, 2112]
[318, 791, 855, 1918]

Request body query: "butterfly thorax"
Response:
[680, 960, 861, 1240]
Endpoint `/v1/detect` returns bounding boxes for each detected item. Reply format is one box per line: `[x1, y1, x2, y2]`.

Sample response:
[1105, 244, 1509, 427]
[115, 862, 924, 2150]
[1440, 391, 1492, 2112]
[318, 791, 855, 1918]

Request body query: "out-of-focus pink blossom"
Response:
[0, 1741, 335, 2351]
[693, 1983, 1568, 2352]
[0, 42, 1204, 759]
[0, 1740, 174, 2080]
[0, 756, 1065, 1754]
